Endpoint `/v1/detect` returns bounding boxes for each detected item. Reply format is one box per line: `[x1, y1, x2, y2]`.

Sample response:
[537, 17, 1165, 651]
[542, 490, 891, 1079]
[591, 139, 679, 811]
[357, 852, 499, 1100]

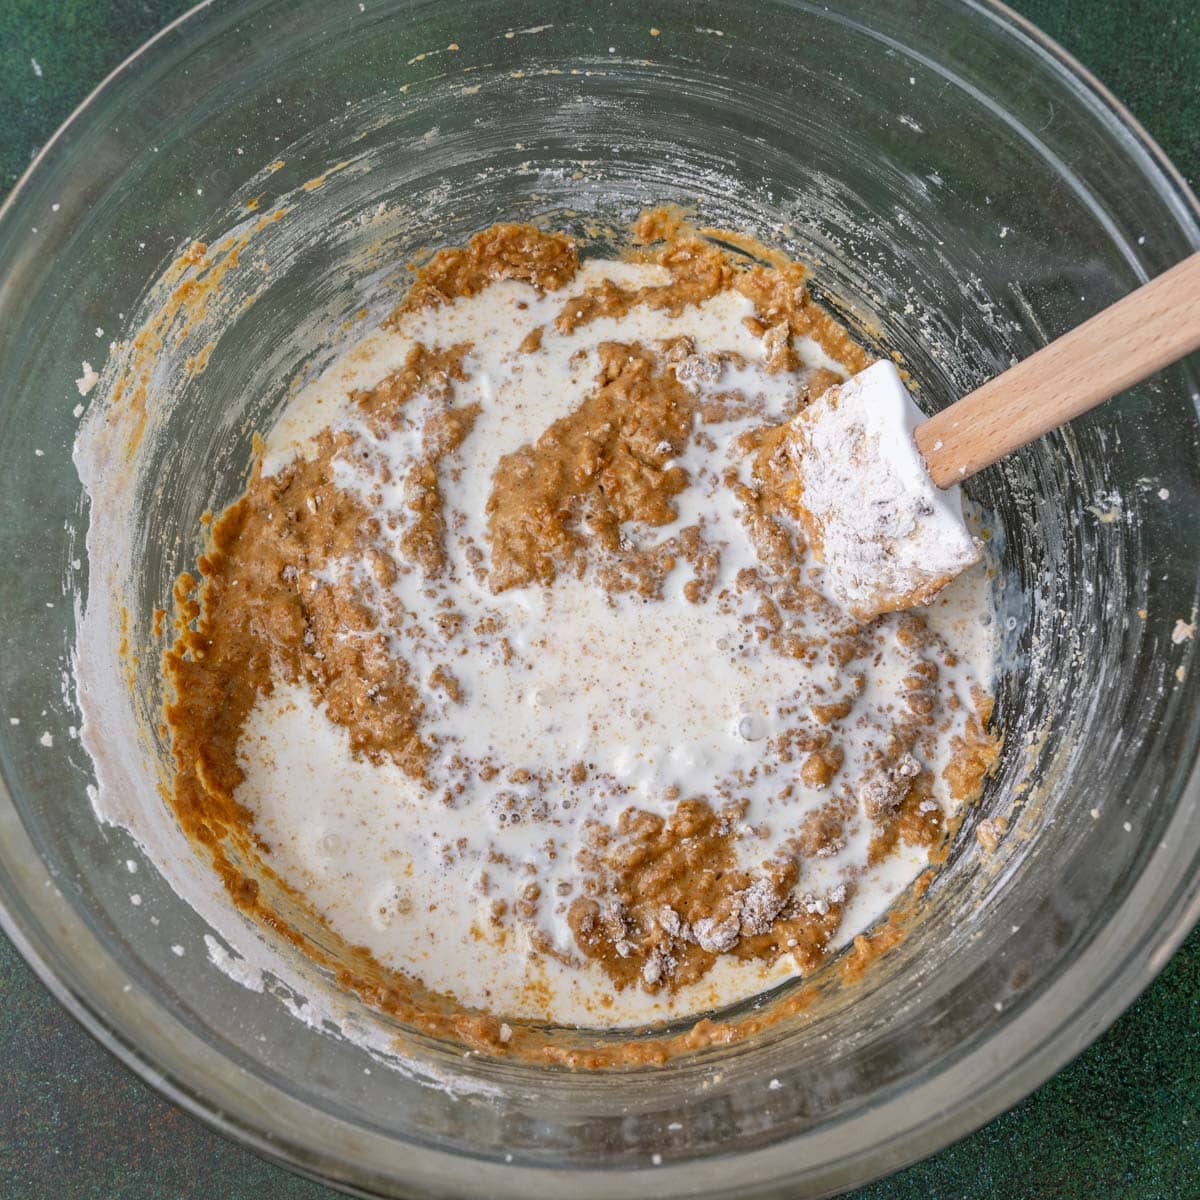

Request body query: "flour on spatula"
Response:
[788, 360, 981, 621]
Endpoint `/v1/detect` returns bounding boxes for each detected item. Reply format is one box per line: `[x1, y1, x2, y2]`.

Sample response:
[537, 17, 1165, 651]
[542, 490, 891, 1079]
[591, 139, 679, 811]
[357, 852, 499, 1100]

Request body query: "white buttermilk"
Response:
[241, 260, 995, 1027]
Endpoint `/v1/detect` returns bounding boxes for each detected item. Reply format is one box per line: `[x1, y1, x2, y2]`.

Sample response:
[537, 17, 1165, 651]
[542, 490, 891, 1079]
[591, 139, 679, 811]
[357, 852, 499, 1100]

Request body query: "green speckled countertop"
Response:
[1, 2, 1198, 1197]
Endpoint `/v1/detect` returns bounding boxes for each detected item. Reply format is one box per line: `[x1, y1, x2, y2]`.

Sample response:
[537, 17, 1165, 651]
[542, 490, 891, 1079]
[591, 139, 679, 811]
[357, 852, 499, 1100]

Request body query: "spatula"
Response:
[789, 252, 1200, 621]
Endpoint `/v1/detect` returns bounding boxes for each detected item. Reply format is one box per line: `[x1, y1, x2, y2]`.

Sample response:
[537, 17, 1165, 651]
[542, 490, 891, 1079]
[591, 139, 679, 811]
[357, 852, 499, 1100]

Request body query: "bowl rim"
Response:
[1, 1, 1198, 1197]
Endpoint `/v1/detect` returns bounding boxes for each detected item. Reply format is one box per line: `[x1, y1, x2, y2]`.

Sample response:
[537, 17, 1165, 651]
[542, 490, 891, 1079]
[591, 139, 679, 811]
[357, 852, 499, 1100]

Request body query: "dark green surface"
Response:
[1, 1, 1198, 1197]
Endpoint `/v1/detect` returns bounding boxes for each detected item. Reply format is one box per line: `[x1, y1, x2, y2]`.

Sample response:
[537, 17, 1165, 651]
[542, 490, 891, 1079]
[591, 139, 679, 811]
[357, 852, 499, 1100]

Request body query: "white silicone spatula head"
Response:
[791, 252, 1200, 620]
[788, 361, 981, 621]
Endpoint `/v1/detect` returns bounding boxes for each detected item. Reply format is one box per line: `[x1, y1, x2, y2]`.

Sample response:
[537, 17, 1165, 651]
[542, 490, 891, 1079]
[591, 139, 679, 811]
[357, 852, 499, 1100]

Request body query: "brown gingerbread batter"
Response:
[160, 213, 997, 1063]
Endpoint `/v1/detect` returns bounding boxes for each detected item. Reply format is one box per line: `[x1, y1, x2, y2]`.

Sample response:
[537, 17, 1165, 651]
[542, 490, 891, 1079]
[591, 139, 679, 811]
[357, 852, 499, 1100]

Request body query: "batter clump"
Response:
[163, 213, 997, 1043]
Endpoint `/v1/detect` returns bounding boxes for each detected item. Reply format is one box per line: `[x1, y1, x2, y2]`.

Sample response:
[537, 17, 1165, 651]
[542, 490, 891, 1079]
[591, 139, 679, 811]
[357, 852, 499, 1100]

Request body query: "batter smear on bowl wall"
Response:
[163, 210, 998, 1052]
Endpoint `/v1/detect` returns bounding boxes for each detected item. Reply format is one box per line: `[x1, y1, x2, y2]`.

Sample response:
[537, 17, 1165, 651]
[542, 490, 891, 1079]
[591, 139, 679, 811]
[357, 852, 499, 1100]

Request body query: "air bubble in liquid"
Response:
[737, 713, 767, 741]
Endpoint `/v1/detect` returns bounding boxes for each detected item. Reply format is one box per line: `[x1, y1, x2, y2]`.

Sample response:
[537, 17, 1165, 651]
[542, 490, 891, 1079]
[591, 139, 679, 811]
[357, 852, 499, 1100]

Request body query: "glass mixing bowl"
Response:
[1, 1, 1198, 1196]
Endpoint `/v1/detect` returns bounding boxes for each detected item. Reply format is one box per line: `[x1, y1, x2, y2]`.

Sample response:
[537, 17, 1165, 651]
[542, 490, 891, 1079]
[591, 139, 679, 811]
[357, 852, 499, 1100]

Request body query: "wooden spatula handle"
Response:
[915, 252, 1200, 488]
